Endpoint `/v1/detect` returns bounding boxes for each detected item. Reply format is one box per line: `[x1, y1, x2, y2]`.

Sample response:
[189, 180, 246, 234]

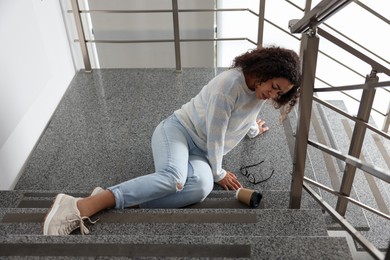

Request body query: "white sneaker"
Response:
[43, 194, 94, 235]
[90, 187, 105, 196]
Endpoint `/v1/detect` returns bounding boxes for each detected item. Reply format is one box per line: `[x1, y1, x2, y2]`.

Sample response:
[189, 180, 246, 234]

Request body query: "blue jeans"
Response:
[108, 114, 214, 208]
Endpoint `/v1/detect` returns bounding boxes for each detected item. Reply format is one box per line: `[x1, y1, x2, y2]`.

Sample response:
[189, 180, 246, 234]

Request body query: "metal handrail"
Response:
[308, 139, 390, 183]
[289, 0, 353, 33]
[69, 1, 264, 71]
[353, 0, 390, 26]
[318, 28, 390, 76]
[76, 37, 257, 45]
[285, 0, 304, 12]
[69, 6, 297, 48]
[314, 78, 388, 118]
[69, 8, 259, 16]
[318, 48, 365, 78]
[313, 96, 390, 139]
[315, 1, 390, 70]
[304, 176, 390, 220]
[285, 0, 390, 130]
[308, 25, 390, 215]
[323, 23, 390, 68]
[71, 0, 91, 72]
[288, 0, 389, 258]
[314, 81, 390, 92]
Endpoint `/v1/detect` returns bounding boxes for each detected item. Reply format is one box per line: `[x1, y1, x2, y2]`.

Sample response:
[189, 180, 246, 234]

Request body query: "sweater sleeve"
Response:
[205, 94, 234, 182]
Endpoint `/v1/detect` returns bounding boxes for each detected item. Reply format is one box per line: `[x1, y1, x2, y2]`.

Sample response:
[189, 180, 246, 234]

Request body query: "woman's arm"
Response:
[205, 95, 243, 190]
[205, 94, 233, 183]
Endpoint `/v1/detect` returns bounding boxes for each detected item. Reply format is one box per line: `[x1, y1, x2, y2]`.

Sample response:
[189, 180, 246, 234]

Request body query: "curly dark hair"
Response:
[231, 46, 301, 110]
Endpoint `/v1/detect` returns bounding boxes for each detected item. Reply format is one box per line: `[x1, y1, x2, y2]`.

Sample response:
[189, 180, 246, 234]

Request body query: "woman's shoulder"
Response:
[210, 68, 244, 90]
[197, 69, 243, 106]
[217, 68, 243, 79]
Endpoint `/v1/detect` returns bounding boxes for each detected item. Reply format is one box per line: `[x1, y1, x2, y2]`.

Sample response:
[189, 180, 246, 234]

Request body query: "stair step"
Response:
[0, 234, 352, 259]
[0, 208, 328, 237]
[0, 190, 320, 210]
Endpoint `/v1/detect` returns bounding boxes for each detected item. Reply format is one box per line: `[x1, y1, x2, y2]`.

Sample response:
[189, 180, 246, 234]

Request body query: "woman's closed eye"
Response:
[272, 84, 284, 97]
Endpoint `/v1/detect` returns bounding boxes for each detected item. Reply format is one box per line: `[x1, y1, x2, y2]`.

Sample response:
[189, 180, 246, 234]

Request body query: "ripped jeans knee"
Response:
[159, 166, 186, 193]
[176, 182, 183, 191]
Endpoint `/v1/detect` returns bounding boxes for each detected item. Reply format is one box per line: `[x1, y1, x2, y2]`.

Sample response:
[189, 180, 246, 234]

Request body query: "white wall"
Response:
[0, 0, 76, 190]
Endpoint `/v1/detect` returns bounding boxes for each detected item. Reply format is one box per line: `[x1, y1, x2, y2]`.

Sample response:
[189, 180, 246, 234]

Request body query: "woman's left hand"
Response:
[217, 171, 243, 191]
[256, 119, 269, 134]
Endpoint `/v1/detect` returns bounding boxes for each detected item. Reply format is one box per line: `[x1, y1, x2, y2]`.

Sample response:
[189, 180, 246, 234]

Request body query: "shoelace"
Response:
[65, 214, 99, 235]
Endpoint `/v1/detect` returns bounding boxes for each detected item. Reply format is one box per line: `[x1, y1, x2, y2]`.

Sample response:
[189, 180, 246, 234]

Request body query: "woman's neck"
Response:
[244, 72, 256, 91]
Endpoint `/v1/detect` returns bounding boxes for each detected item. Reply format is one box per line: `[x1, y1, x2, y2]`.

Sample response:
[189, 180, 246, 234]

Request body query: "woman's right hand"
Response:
[217, 171, 243, 191]
[256, 119, 269, 134]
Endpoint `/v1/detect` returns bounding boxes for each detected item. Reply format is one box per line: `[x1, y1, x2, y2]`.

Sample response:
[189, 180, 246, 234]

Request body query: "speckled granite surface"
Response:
[0, 189, 319, 209]
[0, 207, 328, 236]
[0, 235, 352, 259]
[16, 68, 296, 193]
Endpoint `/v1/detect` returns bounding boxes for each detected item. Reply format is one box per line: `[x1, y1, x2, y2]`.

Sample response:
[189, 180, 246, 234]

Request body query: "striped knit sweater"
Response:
[174, 68, 265, 182]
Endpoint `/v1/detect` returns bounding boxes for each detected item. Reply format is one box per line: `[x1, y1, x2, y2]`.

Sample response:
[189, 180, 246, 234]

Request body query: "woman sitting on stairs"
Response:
[43, 46, 302, 236]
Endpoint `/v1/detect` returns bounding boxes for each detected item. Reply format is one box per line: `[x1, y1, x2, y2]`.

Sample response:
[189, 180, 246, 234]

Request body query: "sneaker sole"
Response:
[43, 193, 65, 235]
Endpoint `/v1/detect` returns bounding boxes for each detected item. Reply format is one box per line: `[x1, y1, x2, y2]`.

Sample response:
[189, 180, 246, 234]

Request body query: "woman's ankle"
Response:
[77, 198, 92, 218]
[77, 191, 116, 217]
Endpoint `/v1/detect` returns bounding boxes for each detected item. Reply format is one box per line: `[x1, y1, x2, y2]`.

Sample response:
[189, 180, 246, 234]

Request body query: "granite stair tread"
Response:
[0, 234, 352, 259]
[0, 189, 320, 209]
[0, 207, 328, 237]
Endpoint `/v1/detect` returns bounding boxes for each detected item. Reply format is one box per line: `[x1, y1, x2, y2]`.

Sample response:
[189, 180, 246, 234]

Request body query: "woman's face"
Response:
[255, 77, 293, 100]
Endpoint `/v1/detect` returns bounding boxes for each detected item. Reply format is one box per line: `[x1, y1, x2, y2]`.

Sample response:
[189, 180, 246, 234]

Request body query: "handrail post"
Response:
[172, 0, 181, 72]
[382, 100, 390, 133]
[304, 0, 313, 14]
[336, 70, 378, 216]
[289, 29, 319, 209]
[71, 0, 92, 72]
[257, 0, 266, 48]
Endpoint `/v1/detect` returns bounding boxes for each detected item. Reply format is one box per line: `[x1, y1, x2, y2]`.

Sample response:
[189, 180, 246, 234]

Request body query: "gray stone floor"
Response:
[16, 68, 295, 193]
